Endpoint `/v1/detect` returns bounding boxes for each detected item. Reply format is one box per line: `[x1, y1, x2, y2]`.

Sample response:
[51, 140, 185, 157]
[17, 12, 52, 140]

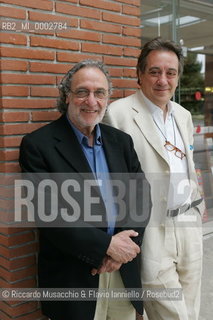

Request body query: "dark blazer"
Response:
[19, 115, 150, 320]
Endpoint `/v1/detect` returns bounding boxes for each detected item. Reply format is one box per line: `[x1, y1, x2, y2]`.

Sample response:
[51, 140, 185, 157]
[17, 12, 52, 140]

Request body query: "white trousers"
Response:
[143, 208, 203, 320]
[94, 271, 136, 320]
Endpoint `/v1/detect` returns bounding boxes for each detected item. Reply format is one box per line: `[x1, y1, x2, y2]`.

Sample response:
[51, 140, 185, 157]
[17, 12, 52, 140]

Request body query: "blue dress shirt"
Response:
[66, 116, 117, 235]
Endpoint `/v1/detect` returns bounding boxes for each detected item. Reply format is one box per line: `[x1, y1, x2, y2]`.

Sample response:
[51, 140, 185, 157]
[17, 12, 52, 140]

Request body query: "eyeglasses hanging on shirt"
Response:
[164, 140, 186, 160]
[153, 115, 186, 160]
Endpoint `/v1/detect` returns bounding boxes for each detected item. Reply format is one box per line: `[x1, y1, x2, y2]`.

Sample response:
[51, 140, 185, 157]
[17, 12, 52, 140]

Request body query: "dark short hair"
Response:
[136, 37, 184, 85]
[57, 59, 112, 114]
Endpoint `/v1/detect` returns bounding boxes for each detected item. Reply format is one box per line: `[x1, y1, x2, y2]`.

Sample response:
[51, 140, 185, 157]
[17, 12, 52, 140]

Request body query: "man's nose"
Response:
[85, 92, 97, 105]
[157, 72, 168, 84]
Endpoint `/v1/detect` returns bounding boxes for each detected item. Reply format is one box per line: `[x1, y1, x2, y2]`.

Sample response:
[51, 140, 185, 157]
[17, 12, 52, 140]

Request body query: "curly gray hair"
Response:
[57, 59, 112, 114]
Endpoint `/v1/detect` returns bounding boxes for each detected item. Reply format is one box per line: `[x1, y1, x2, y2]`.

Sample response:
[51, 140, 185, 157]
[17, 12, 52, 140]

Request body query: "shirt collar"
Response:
[139, 89, 174, 118]
[66, 114, 102, 146]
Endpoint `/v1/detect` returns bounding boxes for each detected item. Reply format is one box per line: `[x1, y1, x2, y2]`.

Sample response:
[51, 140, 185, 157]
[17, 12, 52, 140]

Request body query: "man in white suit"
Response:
[103, 38, 204, 320]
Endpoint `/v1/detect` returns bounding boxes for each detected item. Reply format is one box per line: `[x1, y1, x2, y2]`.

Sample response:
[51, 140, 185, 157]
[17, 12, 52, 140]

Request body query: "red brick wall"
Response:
[0, 0, 141, 318]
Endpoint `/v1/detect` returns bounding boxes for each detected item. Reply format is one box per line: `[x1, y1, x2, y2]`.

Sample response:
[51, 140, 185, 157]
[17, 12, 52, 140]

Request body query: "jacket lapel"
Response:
[54, 117, 127, 174]
[132, 91, 169, 166]
[173, 106, 194, 179]
[173, 106, 190, 158]
[53, 115, 92, 173]
[100, 124, 126, 173]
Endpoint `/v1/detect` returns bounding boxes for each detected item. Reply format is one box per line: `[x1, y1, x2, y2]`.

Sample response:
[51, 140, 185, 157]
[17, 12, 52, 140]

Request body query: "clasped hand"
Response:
[91, 230, 140, 275]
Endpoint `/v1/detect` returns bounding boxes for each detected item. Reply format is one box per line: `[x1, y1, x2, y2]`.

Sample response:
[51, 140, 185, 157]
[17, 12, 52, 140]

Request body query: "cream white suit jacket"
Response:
[103, 89, 204, 282]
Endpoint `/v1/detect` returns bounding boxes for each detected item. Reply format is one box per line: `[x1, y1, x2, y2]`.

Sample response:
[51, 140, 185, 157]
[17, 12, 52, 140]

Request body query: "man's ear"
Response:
[137, 71, 142, 86]
[66, 94, 70, 104]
